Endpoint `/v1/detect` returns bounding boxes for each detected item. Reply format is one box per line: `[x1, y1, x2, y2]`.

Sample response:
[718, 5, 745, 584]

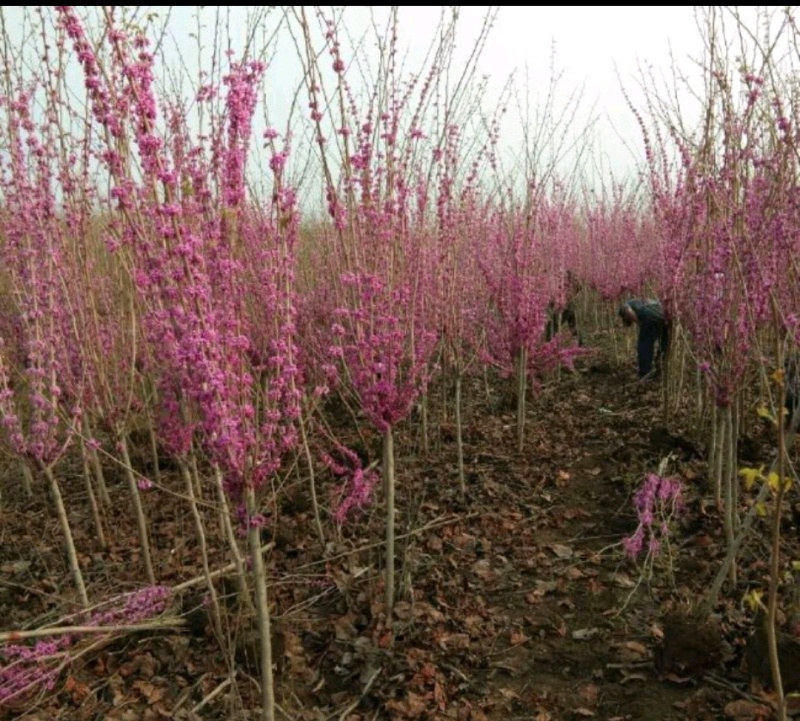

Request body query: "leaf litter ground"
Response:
[2, 330, 798, 721]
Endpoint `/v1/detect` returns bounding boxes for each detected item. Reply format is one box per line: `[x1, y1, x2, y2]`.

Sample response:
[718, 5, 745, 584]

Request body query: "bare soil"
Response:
[2, 327, 797, 720]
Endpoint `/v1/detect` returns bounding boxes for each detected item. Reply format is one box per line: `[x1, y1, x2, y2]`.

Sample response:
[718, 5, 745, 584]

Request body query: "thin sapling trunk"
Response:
[80, 435, 107, 550]
[85, 417, 111, 507]
[43, 464, 89, 607]
[383, 426, 396, 625]
[21, 461, 33, 498]
[246, 485, 276, 721]
[119, 433, 156, 585]
[181, 459, 223, 641]
[516, 347, 528, 452]
[297, 404, 324, 545]
[455, 374, 466, 495]
[420, 393, 430, 456]
[214, 465, 254, 613]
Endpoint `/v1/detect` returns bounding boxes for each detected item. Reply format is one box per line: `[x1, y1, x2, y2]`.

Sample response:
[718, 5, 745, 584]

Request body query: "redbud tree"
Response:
[0, 85, 89, 606]
[294, 6, 507, 620]
[57, 8, 299, 718]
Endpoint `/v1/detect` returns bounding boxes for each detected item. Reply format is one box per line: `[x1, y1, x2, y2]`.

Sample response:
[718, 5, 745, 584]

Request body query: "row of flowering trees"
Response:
[627, 9, 800, 716]
[10, 4, 800, 720]
[0, 6, 626, 717]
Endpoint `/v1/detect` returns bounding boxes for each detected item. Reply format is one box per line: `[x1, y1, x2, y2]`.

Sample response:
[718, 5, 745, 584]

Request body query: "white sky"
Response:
[427, 5, 705, 186]
[483, 5, 702, 163]
[158, 5, 708, 195]
[348, 6, 703, 174]
[2, 5, 762, 201]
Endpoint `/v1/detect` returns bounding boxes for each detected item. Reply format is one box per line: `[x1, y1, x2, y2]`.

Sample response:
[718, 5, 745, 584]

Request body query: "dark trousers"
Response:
[637, 321, 669, 378]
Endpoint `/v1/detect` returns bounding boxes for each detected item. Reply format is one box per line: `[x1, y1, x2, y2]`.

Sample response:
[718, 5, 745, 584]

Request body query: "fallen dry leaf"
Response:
[620, 671, 648, 683]
[510, 629, 530, 645]
[723, 699, 772, 720]
[609, 572, 636, 588]
[578, 682, 600, 706]
[385, 691, 430, 718]
[137, 653, 157, 679]
[498, 686, 521, 701]
[661, 671, 693, 685]
[64, 676, 91, 705]
[572, 627, 600, 641]
[438, 632, 471, 650]
[333, 613, 358, 640]
[133, 680, 167, 705]
[414, 601, 446, 622]
[549, 543, 573, 559]
[472, 559, 494, 580]
[624, 641, 648, 656]
[394, 600, 414, 621]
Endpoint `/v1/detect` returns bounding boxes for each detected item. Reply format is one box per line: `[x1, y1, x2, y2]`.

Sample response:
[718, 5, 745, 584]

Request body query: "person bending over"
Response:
[618, 298, 670, 379]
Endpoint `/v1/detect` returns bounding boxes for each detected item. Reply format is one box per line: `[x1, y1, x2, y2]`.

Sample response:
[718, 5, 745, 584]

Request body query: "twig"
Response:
[17, 587, 175, 633]
[702, 672, 763, 703]
[704, 435, 799, 610]
[0, 618, 186, 643]
[173, 541, 275, 592]
[170, 672, 211, 715]
[486, 636, 532, 658]
[331, 666, 382, 721]
[295, 513, 477, 571]
[1, 543, 275, 644]
[441, 662, 469, 682]
[191, 673, 236, 714]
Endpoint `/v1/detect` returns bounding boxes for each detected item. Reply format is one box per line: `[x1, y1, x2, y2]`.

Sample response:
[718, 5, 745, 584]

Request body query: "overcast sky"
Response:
[479, 5, 702, 168]
[159, 5, 708, 193]
[1, 6, 737, 199]
[337, 6, 703, 178]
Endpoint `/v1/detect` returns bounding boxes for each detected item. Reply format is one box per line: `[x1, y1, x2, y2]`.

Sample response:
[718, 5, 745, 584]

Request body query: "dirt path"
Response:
[293, 342, 735, 721]
[336, 336, 764, 721]
[408, 357, 701, 720]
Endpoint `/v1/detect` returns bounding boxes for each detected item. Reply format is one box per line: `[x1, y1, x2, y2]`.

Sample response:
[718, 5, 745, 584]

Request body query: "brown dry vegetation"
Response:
[2, 307, 799, 721]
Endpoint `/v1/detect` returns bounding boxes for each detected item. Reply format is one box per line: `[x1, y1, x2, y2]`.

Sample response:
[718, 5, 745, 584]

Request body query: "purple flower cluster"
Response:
[321, 442, 380, 523]
[478, 195, 585, 381]
[623, 474, 684, 559]
[0, 586, 171, 707]
[635, 64, 800, 407]
[331, 273, 436, 434]
[56, 9, 301, 510]
[0, 88, 84, 470]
